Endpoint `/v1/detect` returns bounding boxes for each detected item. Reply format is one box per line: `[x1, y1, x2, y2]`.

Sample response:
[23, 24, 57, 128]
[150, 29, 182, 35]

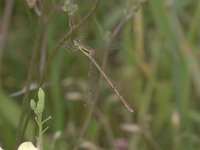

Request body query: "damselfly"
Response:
[73, 38, 134, 113]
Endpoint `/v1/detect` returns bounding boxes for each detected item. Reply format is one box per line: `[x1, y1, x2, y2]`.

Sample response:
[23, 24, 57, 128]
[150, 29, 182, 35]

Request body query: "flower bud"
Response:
[38, 88, 45, 102]
[30, 99, 36, 111]
[37, 88, 45, 114]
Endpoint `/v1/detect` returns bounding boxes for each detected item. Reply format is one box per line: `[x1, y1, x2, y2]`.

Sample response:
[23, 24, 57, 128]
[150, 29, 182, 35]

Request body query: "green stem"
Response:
[38, 114, 43, 150]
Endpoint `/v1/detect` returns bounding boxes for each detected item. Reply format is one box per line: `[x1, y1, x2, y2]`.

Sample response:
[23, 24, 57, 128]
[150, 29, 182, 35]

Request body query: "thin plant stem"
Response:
[38, 0, 101, 86]
[16, 19, 41, 148]
[95, 109, 115, 149]
[16, 0, 101, 145]
[0, 0, 14, 87]
[16, 0, 48, 145]
[38, 114, 43, 150]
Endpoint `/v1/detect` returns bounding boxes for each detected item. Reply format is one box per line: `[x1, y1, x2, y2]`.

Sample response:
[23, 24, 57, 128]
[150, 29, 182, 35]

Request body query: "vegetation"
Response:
[0, 0, 200, 149]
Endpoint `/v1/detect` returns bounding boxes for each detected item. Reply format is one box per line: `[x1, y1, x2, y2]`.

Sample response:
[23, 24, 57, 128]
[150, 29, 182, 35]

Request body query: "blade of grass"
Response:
[0, 92, 34, 140]
[149, 0, 193, 149]
[49, 32, 65, 130]
[188, 0, 200, 44]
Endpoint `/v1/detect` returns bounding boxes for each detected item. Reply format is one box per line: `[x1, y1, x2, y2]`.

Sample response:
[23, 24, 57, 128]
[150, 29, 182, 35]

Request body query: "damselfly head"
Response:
[63, 40, 78, 53]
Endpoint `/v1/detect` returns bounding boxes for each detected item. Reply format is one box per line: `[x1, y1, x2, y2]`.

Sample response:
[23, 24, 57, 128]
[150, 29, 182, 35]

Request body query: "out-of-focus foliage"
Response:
[0, 0, 200, 149]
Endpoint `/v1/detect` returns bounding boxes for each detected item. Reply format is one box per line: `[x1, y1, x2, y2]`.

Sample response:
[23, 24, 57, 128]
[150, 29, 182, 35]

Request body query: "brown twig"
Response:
[0, 0, 14, 86]
[39, 28, 47, 77]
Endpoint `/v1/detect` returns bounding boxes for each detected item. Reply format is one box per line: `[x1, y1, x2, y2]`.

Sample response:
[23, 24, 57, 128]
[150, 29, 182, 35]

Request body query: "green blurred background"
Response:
[0, 0, 200, 149]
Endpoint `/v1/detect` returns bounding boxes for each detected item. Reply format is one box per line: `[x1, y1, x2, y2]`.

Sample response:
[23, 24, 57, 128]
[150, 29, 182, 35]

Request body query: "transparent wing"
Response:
[85, 49, 95, 106]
